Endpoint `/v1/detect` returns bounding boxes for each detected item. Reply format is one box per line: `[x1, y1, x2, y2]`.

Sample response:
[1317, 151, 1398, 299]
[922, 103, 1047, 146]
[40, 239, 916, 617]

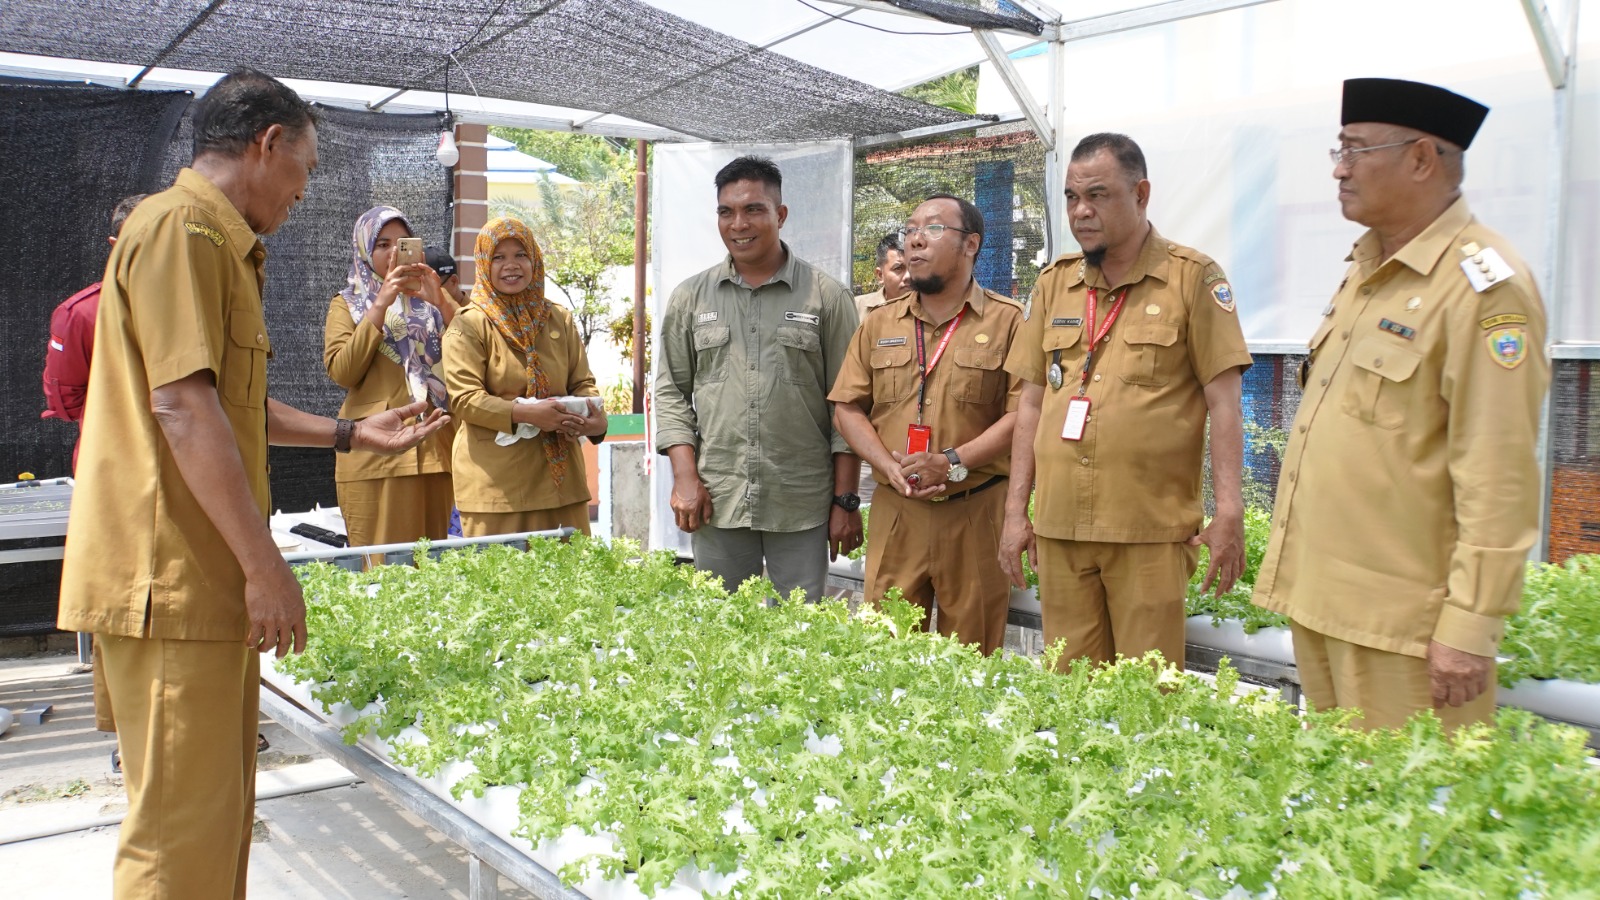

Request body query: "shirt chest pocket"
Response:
[1119, 322, 1180, 388]
[1041, 326, 1084, 379]
[776, 326, 821, 386]
[693, 325, 731, 386]
[1340, 337, 1421, 429]
[222, 311, 270, 409]
[869, 346, 914, 404]
[951, 346, 1005, 405]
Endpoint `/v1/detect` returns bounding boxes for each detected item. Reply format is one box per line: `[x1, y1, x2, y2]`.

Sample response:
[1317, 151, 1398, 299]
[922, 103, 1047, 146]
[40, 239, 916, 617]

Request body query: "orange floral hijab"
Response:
[470, 217, 567, 485]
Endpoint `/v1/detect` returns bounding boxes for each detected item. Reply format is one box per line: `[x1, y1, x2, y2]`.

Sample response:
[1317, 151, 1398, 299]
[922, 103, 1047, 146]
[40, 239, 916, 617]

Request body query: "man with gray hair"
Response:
[1252, 79, 1550, 731]
[58, 68, 448, 896]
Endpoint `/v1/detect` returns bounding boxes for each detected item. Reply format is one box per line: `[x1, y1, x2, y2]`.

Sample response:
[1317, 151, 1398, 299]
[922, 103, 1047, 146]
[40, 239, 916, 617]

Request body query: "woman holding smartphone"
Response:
[443, 217, 606, 537]
[324, 205, 458, 549]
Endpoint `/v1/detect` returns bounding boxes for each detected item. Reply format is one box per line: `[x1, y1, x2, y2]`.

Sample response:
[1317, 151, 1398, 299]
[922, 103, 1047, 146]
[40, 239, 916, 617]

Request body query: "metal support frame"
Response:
[974, 29, 1053, 151]
[853, 115, 1012, 149]
[1043, 37, 1066, 258]
[822, 0, 1053, 39]
[1058, 0, 1276, 42]
[283, 528, 574, 570]
[258, 687, 583, 900]
[125, 0, 228, 88]
[1523, 0, 1581, 563]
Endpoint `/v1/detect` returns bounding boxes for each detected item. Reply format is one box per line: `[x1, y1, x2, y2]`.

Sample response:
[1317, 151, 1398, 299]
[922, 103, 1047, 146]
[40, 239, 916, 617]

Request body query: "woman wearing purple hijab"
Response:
[323, 206, 458, 550]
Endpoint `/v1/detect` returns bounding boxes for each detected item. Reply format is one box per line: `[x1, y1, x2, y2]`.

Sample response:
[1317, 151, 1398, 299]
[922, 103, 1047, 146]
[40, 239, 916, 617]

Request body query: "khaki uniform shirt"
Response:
[1005, 226, 1253, 543]
[58, 168, 269, 641]
[442, 305, 596, 513]
[854, 289, 890, 322]
[323, 295, 452, 483]
[654, 245, 858, 532]
[829, 280, 1023, 491]
[1252, 198, 1549, 659]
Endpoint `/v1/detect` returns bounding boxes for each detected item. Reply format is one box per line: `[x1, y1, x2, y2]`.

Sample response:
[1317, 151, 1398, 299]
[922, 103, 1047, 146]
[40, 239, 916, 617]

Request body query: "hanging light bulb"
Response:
[436, 130, 460, 168]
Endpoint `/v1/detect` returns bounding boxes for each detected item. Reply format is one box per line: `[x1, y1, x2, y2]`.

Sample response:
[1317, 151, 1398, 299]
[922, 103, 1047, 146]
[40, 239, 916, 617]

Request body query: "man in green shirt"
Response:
[655, 156, 863, 600]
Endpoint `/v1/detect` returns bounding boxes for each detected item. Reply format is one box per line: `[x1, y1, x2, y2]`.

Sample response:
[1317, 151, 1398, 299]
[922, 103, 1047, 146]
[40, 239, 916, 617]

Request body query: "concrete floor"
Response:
[0, 653, 535, 899]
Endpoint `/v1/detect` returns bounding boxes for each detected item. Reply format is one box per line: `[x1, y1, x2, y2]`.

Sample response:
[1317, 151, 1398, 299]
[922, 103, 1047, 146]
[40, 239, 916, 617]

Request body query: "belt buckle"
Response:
[930, 494, 948, 502]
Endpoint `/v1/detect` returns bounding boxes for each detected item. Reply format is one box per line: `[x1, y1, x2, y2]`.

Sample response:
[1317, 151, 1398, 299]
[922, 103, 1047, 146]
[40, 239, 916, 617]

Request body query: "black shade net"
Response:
[0, 79, 451, 635]
[0, 0, 976, 142]
[884, 0, 1046, 34]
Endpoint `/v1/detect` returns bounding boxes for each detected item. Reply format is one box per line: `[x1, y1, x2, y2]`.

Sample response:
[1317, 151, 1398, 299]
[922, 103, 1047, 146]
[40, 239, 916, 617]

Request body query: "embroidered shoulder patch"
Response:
[1480, 313, 1528, 330]
[1210, 282, 1236, 313]
[184, 221, 225, 246]
[1378, 318, 1416, 341]
[784, 311, 820, 326]
[1486, 327, 1527, 369]
[1051, 317, 1083, 327]
[1204, 272, 1227, 285]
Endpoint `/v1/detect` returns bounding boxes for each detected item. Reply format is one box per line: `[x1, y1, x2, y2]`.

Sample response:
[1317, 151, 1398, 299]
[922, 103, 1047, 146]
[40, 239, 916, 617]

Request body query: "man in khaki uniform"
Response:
[57, 69, 446, 899]
[854, 232, 909, 321]
[832, 195, 1023, 654]
[1000, 133, 1253, 670]
[1252, 79, 1549, 731]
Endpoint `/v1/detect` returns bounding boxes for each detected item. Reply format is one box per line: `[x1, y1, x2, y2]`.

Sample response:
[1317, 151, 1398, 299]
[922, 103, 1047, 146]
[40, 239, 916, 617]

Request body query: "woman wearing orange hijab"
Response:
[442, 217, 607, 536]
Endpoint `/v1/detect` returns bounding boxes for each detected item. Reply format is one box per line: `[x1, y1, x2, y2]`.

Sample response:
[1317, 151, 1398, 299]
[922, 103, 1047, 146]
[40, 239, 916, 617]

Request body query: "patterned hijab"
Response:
[471, 217, 567, 485]
[340, 206, 447, 410]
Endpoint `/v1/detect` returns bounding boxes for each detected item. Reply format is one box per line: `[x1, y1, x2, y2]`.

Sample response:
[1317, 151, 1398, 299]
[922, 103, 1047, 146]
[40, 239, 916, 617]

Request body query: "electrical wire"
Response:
[787, 0, 968, 36]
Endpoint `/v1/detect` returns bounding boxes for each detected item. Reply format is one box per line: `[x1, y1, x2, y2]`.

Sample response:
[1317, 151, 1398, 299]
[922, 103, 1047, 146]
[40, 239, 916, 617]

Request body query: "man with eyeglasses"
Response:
[1252, 79, 1549, 731]
[830, 194, 1023, 654]
[999, 133, 1253, 671]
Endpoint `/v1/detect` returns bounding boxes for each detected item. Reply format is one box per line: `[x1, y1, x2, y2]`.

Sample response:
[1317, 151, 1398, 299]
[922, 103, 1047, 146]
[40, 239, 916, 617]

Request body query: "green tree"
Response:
[898, 66, 978, 116]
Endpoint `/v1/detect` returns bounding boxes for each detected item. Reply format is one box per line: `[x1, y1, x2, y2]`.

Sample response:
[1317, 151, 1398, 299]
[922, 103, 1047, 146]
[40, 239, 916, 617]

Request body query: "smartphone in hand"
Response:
[394, 237, 424, 294]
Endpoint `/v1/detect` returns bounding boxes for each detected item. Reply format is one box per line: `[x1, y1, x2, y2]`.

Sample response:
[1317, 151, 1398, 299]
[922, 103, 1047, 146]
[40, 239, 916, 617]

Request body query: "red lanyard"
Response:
[1078, 287, 1128, 395]
[915, 306, 965, 421]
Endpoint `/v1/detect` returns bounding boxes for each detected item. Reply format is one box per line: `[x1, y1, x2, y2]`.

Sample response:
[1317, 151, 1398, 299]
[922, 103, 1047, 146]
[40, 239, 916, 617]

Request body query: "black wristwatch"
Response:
[941, 448, 968, 483]
[833, 493, 861, 512]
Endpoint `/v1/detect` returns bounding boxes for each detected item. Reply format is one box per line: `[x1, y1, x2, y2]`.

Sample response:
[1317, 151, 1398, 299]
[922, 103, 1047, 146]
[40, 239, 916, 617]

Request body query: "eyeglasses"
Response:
[1328, 139, 1422, 165]
[900, 224, 974, 242]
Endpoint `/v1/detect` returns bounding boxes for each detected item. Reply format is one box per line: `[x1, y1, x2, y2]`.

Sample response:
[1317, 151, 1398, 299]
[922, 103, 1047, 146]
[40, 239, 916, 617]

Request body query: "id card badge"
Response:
[906, 424, 932, 455]
[1060, 397, 1091, 441]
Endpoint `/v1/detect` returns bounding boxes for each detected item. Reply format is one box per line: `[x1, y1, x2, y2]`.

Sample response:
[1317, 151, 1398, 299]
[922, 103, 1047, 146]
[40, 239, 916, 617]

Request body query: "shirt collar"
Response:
[720, 241, 797, 289]
[899, 277, 988, 323]
[174, 168, 262, 261]
[1074, 223, 1170, 290]
[1347, 195, 1474, 276]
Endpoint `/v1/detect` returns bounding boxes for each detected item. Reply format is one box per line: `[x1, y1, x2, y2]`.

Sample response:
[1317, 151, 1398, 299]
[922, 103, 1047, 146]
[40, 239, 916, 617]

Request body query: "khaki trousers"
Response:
[99, 634, 259, 900]
[1034, 538, 1198, 670]
[1290, 621, 1497, 732]
[865, 483, 1009, 655]
[459, 501, 591, 539]
[336, 472, 454, 549]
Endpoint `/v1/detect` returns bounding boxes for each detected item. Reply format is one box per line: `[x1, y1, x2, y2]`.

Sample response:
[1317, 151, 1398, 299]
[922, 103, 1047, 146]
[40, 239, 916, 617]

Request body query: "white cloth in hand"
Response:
[494, 396, 595, 446]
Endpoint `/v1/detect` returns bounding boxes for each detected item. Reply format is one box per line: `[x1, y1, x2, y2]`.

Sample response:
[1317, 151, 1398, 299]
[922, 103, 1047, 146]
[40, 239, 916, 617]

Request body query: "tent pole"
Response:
[632, 140, 650, 415]
[1044, 37, 1066, 260]
[1528, 0, 1580, 562]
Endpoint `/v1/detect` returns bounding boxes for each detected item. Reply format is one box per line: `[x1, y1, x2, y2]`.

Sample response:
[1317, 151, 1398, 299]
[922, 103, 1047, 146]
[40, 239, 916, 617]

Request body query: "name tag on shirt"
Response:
[784, 311, 820, 326]
[698, 311, 719, 324]
[1051, 317, 1083, 327]
[1061, 397, 1091, 441]
[877, 337, 907, 347]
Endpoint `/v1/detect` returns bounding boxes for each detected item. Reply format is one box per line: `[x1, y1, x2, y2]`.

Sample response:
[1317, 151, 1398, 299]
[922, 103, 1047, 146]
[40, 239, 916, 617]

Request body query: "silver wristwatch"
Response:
[942, 448, 968, 483]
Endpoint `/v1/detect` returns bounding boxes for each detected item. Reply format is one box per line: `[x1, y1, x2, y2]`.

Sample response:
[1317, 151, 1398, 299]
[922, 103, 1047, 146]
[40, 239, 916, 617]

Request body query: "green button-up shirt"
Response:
[655, 245, 858, 532]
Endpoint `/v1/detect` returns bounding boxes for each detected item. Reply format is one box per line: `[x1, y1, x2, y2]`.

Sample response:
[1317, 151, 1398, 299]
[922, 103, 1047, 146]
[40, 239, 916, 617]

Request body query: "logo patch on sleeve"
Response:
[1486, 327, 1527, 369]
[1050, 317, 1083, 327]
[1480, 313, 1528, 330]
[784, 311, 820, 326]
[1377, 318, 1416, 341]
[184, 221, 226, 246]
[1210, 282, 1235, 312]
